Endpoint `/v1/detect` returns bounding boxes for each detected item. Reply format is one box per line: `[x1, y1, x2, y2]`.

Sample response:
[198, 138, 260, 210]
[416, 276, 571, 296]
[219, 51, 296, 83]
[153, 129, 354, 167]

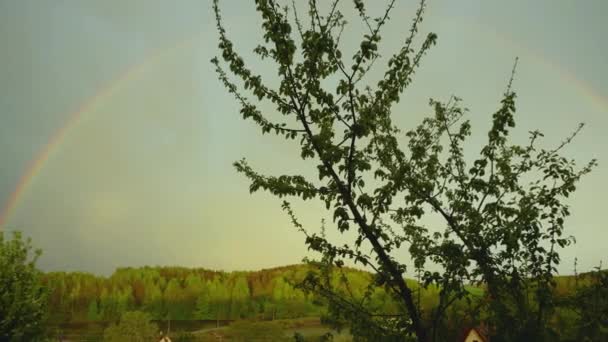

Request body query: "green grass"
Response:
[191, 317, 353, 341]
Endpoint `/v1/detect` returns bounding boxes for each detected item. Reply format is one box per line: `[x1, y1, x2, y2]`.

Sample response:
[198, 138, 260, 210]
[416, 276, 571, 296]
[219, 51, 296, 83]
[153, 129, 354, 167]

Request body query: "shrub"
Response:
[102, 311, 158, 342]
[0, 231, 48, 341]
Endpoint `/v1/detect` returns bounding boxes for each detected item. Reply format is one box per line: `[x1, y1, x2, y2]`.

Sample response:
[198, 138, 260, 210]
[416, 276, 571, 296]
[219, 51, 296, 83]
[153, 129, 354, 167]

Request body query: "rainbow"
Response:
[479, 24, 608, 113]
[0, 22, 606, 229]
[0, 35, 200, 228]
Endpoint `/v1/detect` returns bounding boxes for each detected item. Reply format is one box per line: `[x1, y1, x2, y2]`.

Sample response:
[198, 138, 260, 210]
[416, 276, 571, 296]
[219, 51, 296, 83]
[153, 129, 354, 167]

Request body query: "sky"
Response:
[0, 0, 606, 276]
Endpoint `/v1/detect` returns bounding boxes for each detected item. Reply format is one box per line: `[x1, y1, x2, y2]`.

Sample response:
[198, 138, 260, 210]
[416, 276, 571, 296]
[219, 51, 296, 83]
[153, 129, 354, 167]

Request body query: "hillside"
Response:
[43, 263, 395, 324]
[44, 263, 593, 327]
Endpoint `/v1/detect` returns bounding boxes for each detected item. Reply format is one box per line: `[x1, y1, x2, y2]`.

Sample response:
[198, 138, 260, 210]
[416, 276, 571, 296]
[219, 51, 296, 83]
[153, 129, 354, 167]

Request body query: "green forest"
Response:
[1, 228, 606, 341]
[44, 264, 395, 323]
[42, 264, 602, 329]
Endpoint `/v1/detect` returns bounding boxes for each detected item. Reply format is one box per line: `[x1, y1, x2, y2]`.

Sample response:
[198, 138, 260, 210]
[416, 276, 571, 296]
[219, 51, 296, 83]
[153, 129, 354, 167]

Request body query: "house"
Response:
[460, 326, 489, 342]
[158, 331, 172, 342]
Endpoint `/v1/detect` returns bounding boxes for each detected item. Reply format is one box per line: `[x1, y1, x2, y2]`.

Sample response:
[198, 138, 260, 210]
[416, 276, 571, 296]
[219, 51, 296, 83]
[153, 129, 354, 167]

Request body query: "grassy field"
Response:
[46, 317, 353, 341]
[193, 317, 353, 341]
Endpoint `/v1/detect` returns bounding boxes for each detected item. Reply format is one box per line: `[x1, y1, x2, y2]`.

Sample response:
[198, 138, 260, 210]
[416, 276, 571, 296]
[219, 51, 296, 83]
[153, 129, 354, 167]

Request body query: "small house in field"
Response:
[460, 326, 489, 342]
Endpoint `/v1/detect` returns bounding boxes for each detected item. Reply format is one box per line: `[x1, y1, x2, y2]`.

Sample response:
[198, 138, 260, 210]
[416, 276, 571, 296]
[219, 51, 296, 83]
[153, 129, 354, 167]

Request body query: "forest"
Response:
[44, 264, 390, 323]
[42, 263, 606, 338]
[1, 228, 606, 340]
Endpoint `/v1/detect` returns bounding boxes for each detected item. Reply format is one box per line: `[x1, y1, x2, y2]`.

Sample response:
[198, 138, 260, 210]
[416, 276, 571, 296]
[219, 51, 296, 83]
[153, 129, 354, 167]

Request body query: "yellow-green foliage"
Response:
[102, 311, 158, 342]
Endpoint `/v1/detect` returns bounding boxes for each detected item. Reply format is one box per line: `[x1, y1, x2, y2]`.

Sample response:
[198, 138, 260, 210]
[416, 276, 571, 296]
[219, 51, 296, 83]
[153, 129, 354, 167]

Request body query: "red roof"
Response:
[459, 326, 489, 342]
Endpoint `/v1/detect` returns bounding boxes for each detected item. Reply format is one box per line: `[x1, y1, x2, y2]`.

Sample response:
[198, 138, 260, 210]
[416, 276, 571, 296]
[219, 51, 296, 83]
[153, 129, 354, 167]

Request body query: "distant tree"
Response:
[164, 278, 188, 320]
[131, 279, 146, 307]
[44, 274, 70, 323]
[102, 311, 158, 342]
[230, 275, 252, 319]
[184, 274, 205, 318]
[271, 276, 308, 318]
[185, 274, 205, 295]
[99, 287, 118, 321]
[568, 265, 608, 341]
[214, 278, 231, 322]
[201, 277, 231, 327]
[87, 299, 101, 321]
[67, 276, 81, 319]
[272, 277, 290, 303]
[0, 231, 48, 341]
[195, 291, 213, 320]
[143, 280, 164, 319]
[211, 0, 596, 340]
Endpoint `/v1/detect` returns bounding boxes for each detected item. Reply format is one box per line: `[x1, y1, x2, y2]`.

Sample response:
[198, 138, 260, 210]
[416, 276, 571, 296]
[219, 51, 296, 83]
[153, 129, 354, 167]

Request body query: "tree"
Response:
[200, 277, 230, 327]
[87, 299, 101, 321]
[99, 287, 119, 321]
[567, 265, 608, 341]
[164, 278, 189, 320]
[195, 291, 213, 320]
[102, 311, 158, 342]
[211, 0, 596, 341]
[0, 231, 48, 341]
[230, 275, 251, 319]
[142, 279, 164, 319]
[44, 274, 70, 323]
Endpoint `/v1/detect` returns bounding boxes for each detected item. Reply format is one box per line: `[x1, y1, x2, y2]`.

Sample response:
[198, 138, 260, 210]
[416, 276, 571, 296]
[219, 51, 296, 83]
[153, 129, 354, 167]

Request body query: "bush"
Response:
[0, 231, 48, 341]
[103, 311, 158, 342]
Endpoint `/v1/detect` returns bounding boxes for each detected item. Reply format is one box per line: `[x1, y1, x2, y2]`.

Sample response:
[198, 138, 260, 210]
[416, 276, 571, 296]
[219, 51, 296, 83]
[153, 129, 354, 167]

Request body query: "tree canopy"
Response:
[211, 0, 597, 341]
[0, 231, 48, 341]
[102, 311, 159, 342]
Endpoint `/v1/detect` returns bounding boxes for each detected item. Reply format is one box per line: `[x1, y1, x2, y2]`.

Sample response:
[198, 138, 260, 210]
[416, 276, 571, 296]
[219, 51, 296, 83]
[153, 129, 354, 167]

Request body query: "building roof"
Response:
[459, 326, 489, 342]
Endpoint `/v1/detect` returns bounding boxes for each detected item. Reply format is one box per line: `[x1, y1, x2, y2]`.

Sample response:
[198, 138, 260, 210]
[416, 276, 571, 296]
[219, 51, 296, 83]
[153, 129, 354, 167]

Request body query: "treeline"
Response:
[43, 263, 603, 337]
[42, 264, 403, 324]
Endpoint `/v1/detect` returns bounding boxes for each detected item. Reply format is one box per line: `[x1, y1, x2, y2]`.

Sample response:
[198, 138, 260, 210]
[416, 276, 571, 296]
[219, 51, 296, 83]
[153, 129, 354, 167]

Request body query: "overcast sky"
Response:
[0, 0, 606, 276]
